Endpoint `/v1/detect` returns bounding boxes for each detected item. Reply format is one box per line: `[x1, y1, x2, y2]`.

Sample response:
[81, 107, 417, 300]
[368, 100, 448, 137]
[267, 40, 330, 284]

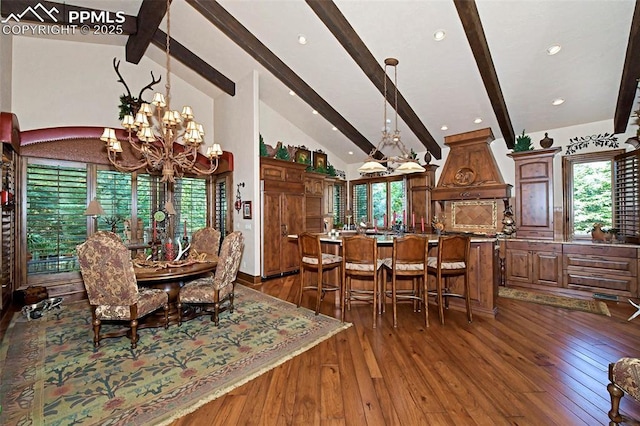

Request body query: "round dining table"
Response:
[134, 260, 218, 326]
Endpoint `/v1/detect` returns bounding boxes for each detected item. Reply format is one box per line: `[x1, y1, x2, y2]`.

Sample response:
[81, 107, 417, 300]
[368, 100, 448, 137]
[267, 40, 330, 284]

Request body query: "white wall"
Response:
[0, 33, 12, 112]
[215, 71, 259, 277]
[347, 120, 638, 209]
[259, 102, 347, 172]
[10, 36, 215, 152]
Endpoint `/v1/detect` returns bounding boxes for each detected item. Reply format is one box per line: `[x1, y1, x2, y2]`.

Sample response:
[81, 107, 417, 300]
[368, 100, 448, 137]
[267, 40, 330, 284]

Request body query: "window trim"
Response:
[562, 149, 624, 240]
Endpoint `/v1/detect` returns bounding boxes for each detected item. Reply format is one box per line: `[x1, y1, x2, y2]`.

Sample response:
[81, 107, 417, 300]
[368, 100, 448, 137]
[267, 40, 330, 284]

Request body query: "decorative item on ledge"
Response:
[591, 223, 617, 243]
[539, 132, 554, 148]
[432, 215, 445, 236]
[501, 205, 516, 236]
[100, 0, 223, 183]
[513, 129, 533, 152]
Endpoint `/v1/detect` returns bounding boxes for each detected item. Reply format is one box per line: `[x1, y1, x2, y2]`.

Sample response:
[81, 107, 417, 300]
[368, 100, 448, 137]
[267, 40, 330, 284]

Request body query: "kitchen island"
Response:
[293, 232, 501, 319]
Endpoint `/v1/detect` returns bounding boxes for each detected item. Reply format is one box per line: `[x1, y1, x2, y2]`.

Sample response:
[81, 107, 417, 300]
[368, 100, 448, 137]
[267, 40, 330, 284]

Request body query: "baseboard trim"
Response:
[236, 271, 262, 287]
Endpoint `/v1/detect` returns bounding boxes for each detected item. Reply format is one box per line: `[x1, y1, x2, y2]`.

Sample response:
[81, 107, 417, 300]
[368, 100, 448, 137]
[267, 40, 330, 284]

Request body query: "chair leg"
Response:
[91, 308, 101, 348]
[130, 318, 139, 349]
[392, 274, 398, 328]
[464, 274, 473, 323]
[423, 277, 429, 328]
[372, 272, 377, 329]
[297, 268, 304, 308]
[437, 275, 445, 326]
[607, 382, 624, 425]
[341, 272, 348, 323]
[163, 304, 169, 329]
[315, 269, 323, 315]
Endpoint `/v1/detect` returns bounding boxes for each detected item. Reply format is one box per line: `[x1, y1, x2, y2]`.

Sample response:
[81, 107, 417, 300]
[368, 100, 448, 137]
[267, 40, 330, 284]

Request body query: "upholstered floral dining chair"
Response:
[189, 227, 221, 262]
[77, 231, 169, 349]
[177, 231, 245, 326]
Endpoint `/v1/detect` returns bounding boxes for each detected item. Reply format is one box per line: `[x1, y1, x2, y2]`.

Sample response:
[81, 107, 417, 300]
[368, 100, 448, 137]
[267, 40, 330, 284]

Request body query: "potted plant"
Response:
[513, 130, 533, 152]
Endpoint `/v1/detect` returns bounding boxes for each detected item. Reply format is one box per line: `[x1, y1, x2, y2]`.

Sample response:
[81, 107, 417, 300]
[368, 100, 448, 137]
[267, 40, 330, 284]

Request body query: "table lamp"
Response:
[84, 198, 105, 229]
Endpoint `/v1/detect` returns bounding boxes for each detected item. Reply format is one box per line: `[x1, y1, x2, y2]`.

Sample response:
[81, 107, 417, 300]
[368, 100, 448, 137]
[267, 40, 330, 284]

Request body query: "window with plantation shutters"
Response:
[214, 177, 228, 238]
[174, 177, 207, 239]
[96, 170, 131, 234]
[333, 182, 346, 226]
[614, 150, 639, 244]
[352, 183, 368, 227]
[26, 161, 87, 275]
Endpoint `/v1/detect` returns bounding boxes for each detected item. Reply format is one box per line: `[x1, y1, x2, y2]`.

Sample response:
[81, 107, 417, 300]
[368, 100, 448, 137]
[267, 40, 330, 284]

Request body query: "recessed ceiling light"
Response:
[289, 90, 296, 96]
[348, 151, 353, 155]
[441, 125, 448, 131]
[433, 30, 446, 41]
[297, 34, 307, 45]
[546, 44, 562, 55]
[312, 110, 318, 115]
[474, 118, 483, 124]
[552, 98, 565, 106]
[332, 126, 337, 131]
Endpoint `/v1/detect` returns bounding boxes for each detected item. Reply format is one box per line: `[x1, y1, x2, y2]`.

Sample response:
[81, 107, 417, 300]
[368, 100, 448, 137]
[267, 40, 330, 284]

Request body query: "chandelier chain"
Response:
[165, 0, 171, 110]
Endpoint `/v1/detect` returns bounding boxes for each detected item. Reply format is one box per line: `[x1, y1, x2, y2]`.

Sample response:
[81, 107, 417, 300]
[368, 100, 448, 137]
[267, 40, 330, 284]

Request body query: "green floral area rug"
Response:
[0, 285, 351, 425]
[499, 286, 611, 316]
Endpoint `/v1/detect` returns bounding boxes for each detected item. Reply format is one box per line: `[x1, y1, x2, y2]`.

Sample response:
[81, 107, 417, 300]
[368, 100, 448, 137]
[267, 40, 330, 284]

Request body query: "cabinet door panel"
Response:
[533, 252, 561, 286]
[262, 192, 283, 277]
[282, 194, 304, 272]
[505, 249, 531, 283]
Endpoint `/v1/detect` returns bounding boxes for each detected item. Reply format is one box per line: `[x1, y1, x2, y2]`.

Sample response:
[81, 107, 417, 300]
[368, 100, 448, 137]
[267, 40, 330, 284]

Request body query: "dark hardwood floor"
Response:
[2, 277, 639, 425]
[172, 277, 640, 425]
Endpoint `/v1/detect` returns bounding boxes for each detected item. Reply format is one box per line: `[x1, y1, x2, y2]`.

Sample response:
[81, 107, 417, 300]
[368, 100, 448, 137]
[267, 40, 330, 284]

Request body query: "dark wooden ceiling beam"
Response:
[152, 30, 235, 97]
[186, 0, 378, 157]
[614, 0, 640, 134]
[454, 0, 515, 149]
[126, 0, 168, 64]
[306, 0, 442, 159]
[0, 0, 136, 34]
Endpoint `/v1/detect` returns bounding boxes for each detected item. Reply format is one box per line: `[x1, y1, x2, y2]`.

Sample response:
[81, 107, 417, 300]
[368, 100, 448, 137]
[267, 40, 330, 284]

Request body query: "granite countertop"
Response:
[289, 232, 497, 244]
[502, 237, 640, 249]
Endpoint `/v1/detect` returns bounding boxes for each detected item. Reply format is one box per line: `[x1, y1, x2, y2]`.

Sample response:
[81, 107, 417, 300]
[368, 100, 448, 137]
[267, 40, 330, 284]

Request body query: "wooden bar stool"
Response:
[342, 234, 383, 327]
[297, 232, 342, 315]
[383, 235, 429, 328]
[427, 235, 472, 325]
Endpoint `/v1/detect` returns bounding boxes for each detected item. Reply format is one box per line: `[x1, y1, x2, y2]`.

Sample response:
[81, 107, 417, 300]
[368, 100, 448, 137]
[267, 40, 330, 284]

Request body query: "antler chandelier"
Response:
[358, 58, 425, 175]
[100, 0, 222, 183]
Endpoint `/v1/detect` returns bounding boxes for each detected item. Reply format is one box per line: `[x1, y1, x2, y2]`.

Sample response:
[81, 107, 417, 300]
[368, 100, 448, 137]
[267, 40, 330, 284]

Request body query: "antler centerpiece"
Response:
[100, 0, 223, 183]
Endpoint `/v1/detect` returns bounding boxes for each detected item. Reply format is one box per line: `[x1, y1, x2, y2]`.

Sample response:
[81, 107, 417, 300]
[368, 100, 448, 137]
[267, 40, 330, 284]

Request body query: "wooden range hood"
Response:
[432, 128, 511, 201]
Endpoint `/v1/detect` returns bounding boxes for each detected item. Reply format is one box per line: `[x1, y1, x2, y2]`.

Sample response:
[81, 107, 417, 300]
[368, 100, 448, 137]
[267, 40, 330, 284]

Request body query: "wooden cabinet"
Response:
[260, 158, 307, 278]
[304, 172, 324, 233]
[508, 148, 561, 239]
[563, 244, 638, 297]
[505, 240, 562, 289]
[407, 165, 437, 225]
[505, 239, 639, 298]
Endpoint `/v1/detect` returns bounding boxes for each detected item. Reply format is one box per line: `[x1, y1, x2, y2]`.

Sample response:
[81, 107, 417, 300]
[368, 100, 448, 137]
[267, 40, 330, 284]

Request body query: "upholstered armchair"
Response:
[178, 231, 244, 326]
[608, 357, 640, 425]
[77, 231, 169, 349]
[190, 227, 222, 262]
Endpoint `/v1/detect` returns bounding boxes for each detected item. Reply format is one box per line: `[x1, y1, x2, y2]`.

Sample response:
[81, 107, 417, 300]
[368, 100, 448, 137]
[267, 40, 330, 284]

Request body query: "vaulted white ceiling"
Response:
[7, 0, 639, 164]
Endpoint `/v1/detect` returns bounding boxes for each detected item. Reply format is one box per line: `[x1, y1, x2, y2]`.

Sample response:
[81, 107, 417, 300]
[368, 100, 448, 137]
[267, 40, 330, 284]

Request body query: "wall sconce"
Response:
[235, 182, 245, 213]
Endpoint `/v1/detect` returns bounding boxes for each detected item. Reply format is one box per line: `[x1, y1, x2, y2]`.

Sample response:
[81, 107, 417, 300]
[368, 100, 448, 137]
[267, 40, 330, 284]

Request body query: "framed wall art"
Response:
[295, 147, 311, 165]
[242, 201, 252, 219]
[313, 151, 327, 170]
